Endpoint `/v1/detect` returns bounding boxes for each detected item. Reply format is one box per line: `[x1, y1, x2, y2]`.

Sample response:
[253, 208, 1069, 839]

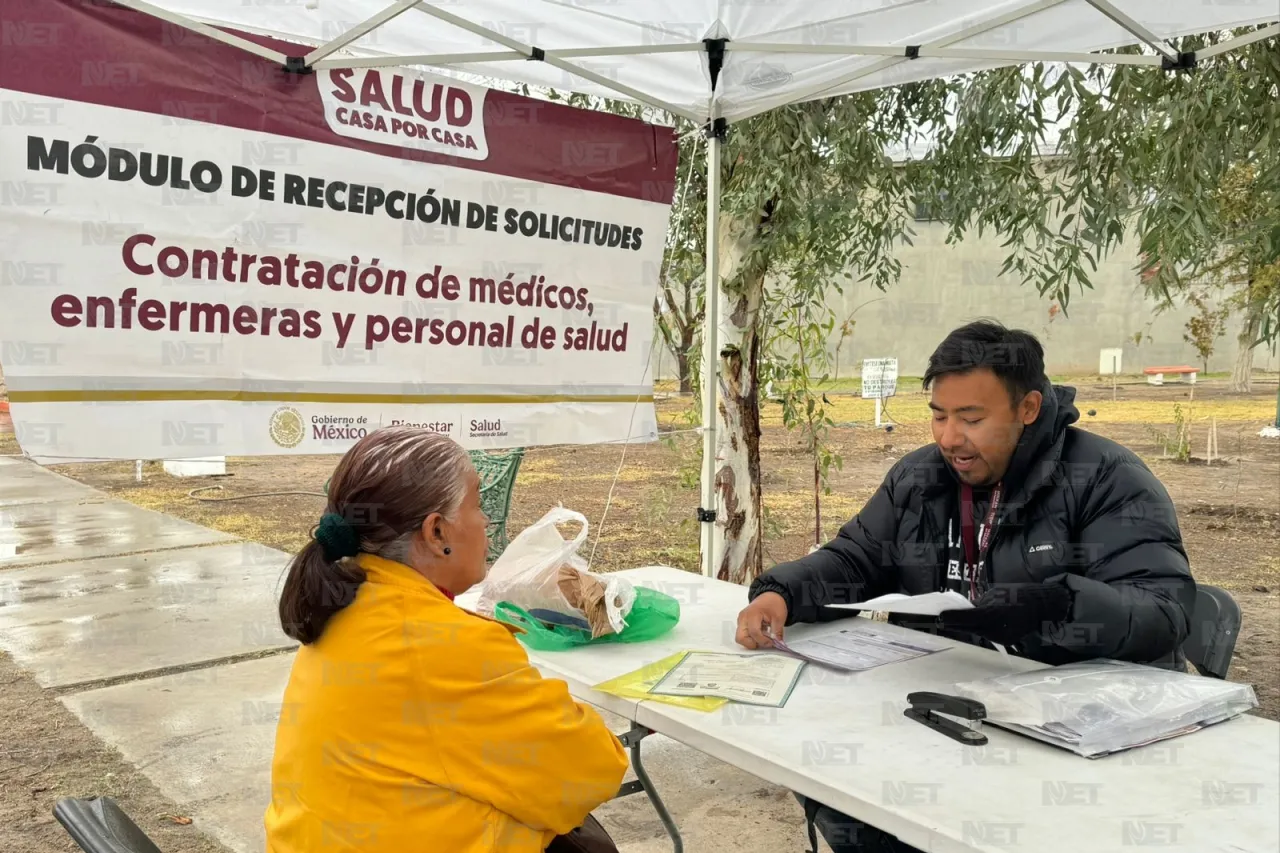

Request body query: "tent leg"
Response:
[698, 132, 722, 579]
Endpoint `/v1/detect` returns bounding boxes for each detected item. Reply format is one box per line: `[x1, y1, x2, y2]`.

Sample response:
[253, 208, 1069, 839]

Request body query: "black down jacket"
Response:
[749, 383, 1196, 667]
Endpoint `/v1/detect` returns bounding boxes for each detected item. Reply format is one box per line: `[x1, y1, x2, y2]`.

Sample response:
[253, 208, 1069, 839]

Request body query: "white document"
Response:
[649, 652, 806, 707]
[827, 591, 974, 616]
[773, 623, 949, 672]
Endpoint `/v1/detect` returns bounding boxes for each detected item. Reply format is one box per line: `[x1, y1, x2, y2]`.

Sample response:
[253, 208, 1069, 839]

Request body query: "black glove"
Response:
[938, 581, 1073, 646]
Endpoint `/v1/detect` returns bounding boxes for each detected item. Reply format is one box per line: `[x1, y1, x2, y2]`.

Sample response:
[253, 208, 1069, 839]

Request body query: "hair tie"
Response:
[315, 512, 360, 562]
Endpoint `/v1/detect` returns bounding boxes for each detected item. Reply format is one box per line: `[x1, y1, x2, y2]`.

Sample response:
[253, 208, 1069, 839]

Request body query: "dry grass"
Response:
[650, 382, 1277, 440]
[760, 392, 1274, 428]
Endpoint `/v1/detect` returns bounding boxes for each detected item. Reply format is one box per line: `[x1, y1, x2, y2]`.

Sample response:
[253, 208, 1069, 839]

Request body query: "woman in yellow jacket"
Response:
[265, 427, 628, 852]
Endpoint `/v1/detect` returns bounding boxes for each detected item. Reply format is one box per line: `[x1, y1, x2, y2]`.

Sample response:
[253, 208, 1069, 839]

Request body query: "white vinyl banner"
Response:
[0, 5, 677, 461]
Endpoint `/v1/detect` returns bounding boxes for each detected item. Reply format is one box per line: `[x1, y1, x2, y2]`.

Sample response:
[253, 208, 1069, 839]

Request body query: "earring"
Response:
[443, 547, 452, 555]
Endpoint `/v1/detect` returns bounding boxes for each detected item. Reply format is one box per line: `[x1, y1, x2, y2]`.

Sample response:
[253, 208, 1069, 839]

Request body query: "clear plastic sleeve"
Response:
[953, 659, 1258, 758]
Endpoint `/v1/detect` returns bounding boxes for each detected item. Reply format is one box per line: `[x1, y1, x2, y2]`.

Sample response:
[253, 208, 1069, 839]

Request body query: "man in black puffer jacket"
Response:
[735, 319, 1196, 853]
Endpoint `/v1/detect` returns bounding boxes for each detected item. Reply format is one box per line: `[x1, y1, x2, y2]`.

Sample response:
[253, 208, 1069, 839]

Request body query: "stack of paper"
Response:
[772, 622, 949, 672]
[592, 651, 729, 711]
[590, 607, 965, 712]
[827, 590, 973, 615]
[594, 650, 807, 709]
[648, 651, 806, 707]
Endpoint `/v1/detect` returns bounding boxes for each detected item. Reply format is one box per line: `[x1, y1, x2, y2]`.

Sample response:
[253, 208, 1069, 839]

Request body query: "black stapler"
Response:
[904, 691, 988, 744]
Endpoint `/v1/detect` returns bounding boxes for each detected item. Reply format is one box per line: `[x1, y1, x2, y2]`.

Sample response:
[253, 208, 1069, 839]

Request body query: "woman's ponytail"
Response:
[278, 539, 365, 645]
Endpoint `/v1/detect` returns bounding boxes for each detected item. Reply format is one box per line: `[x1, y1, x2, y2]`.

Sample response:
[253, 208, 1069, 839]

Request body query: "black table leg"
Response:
[613, 723, 683, 853]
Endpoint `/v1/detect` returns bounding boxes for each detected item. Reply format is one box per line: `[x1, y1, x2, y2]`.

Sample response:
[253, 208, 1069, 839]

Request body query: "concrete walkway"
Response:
[0, 457, 809, 853]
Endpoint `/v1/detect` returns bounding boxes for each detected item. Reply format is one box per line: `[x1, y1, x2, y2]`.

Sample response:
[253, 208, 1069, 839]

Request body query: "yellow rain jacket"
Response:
[265, 554, 629, 852]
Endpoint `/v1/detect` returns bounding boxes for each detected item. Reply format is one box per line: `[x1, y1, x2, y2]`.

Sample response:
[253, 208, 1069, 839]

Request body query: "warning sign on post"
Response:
[860, 358, 899, 399]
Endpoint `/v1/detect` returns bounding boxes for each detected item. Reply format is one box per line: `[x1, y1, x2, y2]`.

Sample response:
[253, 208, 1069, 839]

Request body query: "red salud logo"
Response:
[319, 68, 489, 161]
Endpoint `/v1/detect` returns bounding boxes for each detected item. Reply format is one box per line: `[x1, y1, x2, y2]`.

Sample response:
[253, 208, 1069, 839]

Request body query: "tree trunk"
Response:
[714, 273, 765, 584]
[813, 454, 822, 547]
[676, 320, 696, 394]
[677, 354, 693, 395]
[680, 276, 697, 395]
[710, 214, 766, 585]
[1229, 306, 1263, 394]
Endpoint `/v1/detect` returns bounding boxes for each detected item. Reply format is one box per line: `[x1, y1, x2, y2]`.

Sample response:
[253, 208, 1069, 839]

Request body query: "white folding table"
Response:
[459, 566, 1280, 853]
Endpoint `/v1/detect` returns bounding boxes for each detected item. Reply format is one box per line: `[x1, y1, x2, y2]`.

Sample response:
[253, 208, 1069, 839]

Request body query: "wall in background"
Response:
[652, 219, 1277, 382]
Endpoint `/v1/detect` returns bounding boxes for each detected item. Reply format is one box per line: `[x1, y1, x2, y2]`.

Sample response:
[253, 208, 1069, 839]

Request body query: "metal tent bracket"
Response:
[703, 117, 729, 141]
[1161, 51, 1197, 72]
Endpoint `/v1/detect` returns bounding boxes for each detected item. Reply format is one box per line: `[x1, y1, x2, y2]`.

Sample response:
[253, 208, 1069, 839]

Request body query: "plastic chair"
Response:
[471, 448, 525, 563]
[53, 797, 163, 853]
[1184, 584, 1241, 680]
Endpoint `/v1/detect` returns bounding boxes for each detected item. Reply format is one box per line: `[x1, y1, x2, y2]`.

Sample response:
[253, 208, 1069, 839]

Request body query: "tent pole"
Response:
[699, 130, 722, 578]
[1274, 304, 1280, 430]
[755, 0, 1069, 114]
[410, 3, 701, 121]
[313, 42, 704, 71]
[734, 42, 1162, 66]
[304, 0, 426, 65]
[1084, 0, 1181, 62]
[1196, 23, 1279, 61]
[107, 0, 287, 63]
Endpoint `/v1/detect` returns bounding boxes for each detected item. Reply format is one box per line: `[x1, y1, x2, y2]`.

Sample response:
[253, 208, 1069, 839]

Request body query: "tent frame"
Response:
[115, 0, 1280, 81]
[112, 0, 1277, 578]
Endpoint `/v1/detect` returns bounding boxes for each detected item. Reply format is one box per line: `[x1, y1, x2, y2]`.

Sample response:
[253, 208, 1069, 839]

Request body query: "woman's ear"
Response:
[419, 511, 449, 558]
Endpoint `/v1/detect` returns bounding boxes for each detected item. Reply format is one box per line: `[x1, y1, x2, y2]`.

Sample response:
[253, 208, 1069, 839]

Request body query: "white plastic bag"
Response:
[476, 506, 636, 635]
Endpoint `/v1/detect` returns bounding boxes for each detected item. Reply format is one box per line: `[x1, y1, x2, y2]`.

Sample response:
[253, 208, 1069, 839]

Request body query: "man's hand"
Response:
[735, 592, 789, 649]
[939, 582, 1073, 646]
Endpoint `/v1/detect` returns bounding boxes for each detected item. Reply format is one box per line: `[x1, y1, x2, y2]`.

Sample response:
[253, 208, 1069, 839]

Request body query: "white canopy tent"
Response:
[112, 0, 1277, 577]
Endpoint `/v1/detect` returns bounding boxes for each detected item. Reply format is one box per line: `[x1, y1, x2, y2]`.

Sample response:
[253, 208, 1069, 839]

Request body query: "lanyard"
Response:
[959, 482, 1002, 601]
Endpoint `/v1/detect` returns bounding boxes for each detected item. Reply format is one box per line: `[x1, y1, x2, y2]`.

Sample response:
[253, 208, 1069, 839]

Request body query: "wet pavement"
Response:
[0, 492, 232, 569]
[63, 654, 295, 853]
[0, 541, 294, 688]
[0, 456, 99, 507]
[0, 456, 300, 852]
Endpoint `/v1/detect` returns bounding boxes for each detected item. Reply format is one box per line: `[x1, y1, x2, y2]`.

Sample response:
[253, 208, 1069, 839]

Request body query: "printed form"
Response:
[773, 623, 949, 672]
[649, 652, 806, 707]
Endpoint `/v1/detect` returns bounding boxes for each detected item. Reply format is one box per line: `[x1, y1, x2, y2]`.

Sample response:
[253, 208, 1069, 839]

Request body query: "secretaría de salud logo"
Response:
[268, 406, 305, 448]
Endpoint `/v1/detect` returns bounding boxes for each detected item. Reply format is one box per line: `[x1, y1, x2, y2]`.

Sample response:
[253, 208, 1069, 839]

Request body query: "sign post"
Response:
[860, 357, 899, 428]
[1100, 347, 1123, 403]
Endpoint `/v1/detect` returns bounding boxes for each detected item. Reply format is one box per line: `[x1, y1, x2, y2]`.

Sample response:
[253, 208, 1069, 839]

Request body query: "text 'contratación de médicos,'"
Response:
[25, 134, 640, 354]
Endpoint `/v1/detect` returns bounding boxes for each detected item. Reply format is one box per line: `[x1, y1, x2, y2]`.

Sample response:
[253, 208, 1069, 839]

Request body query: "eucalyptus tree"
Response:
[541, 24, 1278, 582]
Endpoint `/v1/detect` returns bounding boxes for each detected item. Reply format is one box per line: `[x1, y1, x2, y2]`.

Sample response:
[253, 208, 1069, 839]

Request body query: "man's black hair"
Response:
[922, 319, 1047, 403]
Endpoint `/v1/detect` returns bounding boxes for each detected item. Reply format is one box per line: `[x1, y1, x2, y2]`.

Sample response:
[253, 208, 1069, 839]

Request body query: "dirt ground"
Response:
[1, 375, 1278, 853]
[0, 652, 234, 853]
